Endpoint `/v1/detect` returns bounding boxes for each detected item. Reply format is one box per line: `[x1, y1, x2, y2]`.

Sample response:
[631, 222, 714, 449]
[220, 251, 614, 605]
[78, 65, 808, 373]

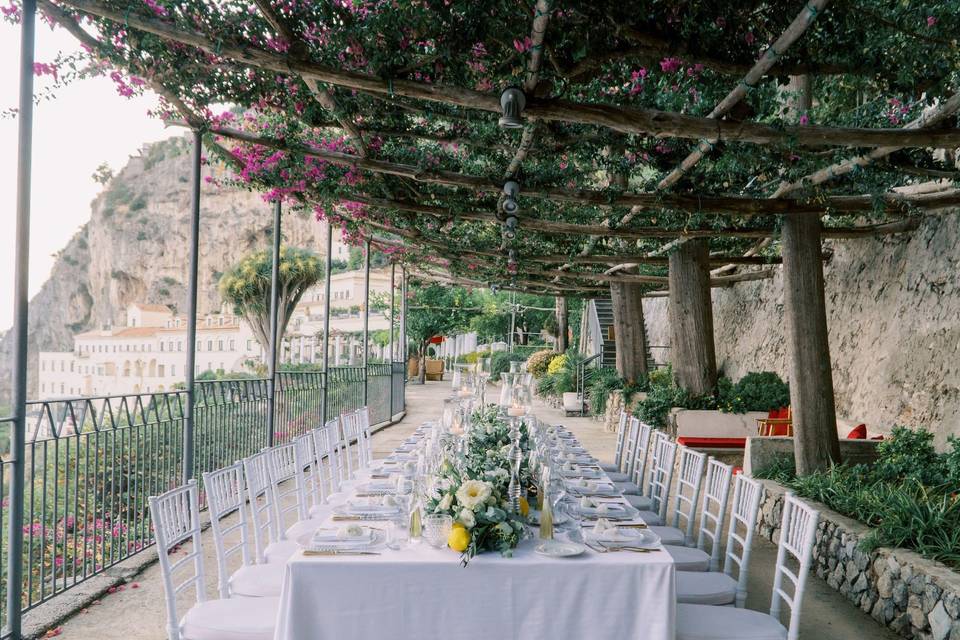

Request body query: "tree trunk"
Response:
[555, 297, 568, 352]
[417, 339, 427, 384]
[782, 215, 842, 474]
[668, 239, 717, 395]
[609, 283, 649, 385]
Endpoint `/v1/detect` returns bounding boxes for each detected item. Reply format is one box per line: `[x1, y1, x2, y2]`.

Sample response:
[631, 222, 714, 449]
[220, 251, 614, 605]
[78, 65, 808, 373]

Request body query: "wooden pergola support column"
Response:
[555, 297, 568, 352]
[610, 282, 649, 385]
[668, 239, 718, 395]
[782, 215, 842, 473]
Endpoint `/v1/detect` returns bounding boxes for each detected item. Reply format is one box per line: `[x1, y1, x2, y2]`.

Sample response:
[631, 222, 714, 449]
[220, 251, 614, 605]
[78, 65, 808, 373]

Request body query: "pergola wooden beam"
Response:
[210, 126, 960, 219]
[354, 195, 921, 241]
[57, 0, 960, 150]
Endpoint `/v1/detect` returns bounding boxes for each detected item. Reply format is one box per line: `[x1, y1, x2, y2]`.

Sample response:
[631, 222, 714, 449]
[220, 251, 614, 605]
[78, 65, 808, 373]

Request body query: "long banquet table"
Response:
[273, 422, 676, 640]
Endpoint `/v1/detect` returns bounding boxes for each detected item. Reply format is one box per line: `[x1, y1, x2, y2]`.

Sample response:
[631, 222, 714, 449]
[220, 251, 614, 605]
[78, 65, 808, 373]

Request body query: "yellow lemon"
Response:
[448, 526, 471, 552]
[518, 497, 530, 517]
[451, 522, 466, 531]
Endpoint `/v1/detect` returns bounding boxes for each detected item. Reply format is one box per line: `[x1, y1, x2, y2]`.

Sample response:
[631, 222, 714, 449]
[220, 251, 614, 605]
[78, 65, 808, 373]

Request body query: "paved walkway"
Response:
[48, 380, 895, 639]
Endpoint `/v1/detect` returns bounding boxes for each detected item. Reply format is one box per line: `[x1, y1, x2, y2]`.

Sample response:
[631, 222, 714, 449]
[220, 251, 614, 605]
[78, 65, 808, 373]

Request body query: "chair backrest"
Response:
[770, 493, 820, 640]
[629, 421, 654, 488]
[695, 457, 735, 570]
[612, 410, 629, 469]
[242, 449, 280, 563]
[148, 481, 206, 640]
[341, 409, 369, 472]
[356, 406, 373, 466]
[266, 441, 310, 534]
[650, 435, 678, 521]
[326, 416, 350, 486]
[620, 416, 641, 477]
[201, 462, 252, 599]
[294, 433, 323, 513]
[312, 422, 339, 499]
[722, 473, 763, 604]
[668, 447, 707, 545]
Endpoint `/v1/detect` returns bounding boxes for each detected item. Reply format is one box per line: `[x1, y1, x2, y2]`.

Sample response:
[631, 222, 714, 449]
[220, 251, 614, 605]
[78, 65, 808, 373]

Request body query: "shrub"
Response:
[526, 349, 559, 378]
[873, 426, 945, 487]
[546, 353, 568, 376]
[586, 368, 624, 416]
[130, 194, 147, 211]
[490, 351, 526, 377]
[455, 351, 481, 364]
[719, 371, 790, 413]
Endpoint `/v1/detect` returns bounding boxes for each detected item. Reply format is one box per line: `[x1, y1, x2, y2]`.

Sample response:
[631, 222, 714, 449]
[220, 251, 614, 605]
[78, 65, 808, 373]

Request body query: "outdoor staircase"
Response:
[591, 298, 657, 372]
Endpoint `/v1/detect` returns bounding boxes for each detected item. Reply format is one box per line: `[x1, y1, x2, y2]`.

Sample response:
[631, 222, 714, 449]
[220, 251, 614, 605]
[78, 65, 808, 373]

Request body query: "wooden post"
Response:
[555, 296, 568, 352]
[782, 214, 842, 474]
[610, 283, 649, 384]
[668, 239, 717, 395]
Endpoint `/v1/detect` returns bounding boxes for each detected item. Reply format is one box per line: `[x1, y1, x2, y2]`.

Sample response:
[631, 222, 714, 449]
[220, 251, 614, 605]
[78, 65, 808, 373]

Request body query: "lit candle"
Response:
[507, 404, 525, 417]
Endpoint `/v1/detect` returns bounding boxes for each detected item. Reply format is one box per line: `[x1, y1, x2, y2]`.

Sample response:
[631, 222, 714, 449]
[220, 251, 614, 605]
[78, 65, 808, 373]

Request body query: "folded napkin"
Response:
[579, 497, 627, 515]
[312, 526, 373, 544]
[346, 499, 399, 514]
[568, 479, 615, 493]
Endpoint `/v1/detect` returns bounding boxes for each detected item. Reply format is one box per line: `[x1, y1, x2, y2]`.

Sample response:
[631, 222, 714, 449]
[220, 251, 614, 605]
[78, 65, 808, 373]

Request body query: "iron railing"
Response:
[0, 365, 404, 630]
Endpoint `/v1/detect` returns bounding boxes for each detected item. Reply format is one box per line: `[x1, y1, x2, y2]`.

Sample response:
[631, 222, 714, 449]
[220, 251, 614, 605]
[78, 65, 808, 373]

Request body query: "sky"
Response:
[0, 21, 174, 332]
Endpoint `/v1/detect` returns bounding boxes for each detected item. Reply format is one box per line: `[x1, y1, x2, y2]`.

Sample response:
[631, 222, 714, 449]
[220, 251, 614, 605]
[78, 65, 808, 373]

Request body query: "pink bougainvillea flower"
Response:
[927, 16, 937, 27]
[659, 57, 682, 73]
[799, 114, 810, 125]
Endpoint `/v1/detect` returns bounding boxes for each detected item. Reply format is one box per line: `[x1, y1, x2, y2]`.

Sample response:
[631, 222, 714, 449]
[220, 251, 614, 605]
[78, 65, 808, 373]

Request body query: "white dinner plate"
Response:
[296, 527, 387, 552]
[535, 540, 586, 558]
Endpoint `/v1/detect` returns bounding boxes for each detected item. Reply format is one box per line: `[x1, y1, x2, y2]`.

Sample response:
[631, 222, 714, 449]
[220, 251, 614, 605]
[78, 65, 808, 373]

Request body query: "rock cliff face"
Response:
[0, 135, 326, 401]
[643, 211, 960, 445]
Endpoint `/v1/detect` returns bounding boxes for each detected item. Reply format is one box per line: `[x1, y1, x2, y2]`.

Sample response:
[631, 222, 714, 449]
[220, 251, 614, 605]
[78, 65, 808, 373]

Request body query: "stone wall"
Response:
[643, 211, 960, 447]
[756, 479, 960, 640]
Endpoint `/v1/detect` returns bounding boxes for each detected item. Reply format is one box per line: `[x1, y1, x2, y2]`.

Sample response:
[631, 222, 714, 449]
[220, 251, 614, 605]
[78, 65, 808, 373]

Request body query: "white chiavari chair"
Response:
[634, 434, 676, 526]
[355, 406, 375, 468]
[647, 447, 707, 546]
[242, 450, 297, 564]
[676, 493, 820, 640]
[600, 410, 631, 482]
[677, 471, 760, 606]
[149, 481, 278, 640]
[202, 463, 284, 598]
[611, 417, 643, 492]
[266, 440, 327, 540]
[622, 423, 657, 509]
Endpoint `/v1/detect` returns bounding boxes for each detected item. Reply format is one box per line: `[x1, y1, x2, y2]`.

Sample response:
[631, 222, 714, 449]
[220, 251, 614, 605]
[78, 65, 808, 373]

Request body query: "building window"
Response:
[229, 339, 235, 351]
[60, 361, 65, 372]
[218, 339, 223, 351]
[247, 339, 253, 350]
[158, 364, 165, 377]
[178, 341, 183, 352]
[171, 365, 176, 377]
[160, 342, 164, 352]
[207, 340, 213, 351]
[41, 360, 45, 372]
[60, 383, 65, 394]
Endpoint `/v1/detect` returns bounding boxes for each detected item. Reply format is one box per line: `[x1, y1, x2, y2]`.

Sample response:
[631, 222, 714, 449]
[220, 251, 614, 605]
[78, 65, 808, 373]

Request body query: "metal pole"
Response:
[509, 291, 517, 352]
[388, 262, 396, 362]
[7, 3, 36, 636]
[361, 240, 370, 405]
[182, 129, 202, 483]
[321, 224, 333, 421]
[388, 262, 395, 417]
[400, 269, 408, 369]
[266, 200, 281, 446]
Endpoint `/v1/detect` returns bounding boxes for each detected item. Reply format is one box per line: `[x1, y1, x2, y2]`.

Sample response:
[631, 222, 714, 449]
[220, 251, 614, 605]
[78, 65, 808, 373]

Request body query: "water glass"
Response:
[388, 516, 410, 550]
[423, 514, 454, 548]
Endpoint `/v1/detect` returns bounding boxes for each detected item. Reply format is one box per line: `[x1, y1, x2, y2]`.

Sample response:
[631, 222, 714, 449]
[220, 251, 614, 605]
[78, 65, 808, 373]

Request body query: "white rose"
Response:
[455, 480, 493, 510]
[439, 493, 453, 511]
[458, 509, 476, 529]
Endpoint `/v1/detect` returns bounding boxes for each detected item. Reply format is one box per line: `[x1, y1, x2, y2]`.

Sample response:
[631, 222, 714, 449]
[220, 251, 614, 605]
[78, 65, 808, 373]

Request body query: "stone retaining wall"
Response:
[756, 479, 960, 640]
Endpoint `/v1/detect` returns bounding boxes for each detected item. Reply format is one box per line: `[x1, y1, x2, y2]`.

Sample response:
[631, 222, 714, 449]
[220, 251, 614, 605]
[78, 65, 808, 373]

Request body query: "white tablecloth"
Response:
[274, 428, 676, 640]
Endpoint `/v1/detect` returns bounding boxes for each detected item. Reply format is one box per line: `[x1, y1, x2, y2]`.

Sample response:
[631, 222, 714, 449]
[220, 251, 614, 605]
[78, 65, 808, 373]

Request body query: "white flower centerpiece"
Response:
[426, 406, 531, 564]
